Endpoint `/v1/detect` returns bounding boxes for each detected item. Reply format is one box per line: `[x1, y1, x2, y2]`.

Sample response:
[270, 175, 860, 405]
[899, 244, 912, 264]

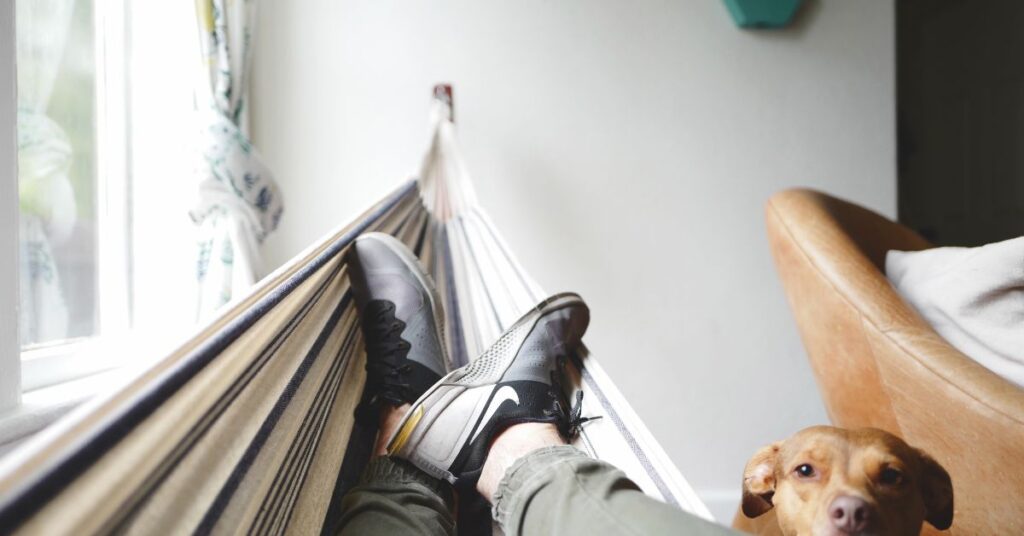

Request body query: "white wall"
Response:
[252, 0, 895, 523]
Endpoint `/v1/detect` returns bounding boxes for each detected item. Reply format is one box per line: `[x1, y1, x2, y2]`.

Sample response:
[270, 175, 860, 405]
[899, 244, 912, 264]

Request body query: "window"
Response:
[2, 0, 200, 403]
[17, 0, 98, 346]
[15, 0, 130, 391]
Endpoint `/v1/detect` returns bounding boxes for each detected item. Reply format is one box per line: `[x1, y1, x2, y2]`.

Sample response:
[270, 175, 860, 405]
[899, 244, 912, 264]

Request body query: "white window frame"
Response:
[1, 0, 21, 414]
[4, 0, 133, 397]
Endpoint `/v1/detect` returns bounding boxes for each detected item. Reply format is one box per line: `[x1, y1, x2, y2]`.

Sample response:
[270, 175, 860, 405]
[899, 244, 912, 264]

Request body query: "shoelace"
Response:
[362, 301, 413, 406]
[544, 354, 602, 439]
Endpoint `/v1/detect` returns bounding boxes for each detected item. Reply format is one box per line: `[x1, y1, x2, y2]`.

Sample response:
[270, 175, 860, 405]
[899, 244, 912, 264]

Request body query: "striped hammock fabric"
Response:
[0, 100, 710, 534]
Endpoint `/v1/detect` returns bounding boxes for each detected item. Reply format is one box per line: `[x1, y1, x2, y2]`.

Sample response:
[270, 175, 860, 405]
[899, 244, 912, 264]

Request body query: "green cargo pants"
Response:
[335, 445, 737, 535]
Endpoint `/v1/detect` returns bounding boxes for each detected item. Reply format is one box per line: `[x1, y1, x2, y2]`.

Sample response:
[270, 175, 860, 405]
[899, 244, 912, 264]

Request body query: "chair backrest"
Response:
[759, 189, 1024, 535]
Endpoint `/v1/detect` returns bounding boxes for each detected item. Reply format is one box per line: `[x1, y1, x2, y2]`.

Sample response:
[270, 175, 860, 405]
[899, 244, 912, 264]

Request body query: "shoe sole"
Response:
[354, 232, 451, 373]
[385, 292, 586, 484]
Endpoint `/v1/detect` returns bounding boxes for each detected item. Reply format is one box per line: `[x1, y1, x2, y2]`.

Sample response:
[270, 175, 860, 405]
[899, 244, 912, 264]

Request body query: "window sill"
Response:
[1, 328, 188, 457]
[0, 365, 136, 457]
[21, 338, 126, 392]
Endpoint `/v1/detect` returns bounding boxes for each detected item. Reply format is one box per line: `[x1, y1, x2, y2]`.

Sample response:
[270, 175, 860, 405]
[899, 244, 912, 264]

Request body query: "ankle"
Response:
[477, 422, 565, 502]
[374, 403, 412, 457]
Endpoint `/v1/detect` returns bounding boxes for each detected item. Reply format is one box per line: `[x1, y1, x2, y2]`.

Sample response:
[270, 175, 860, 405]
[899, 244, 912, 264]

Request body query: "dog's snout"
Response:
[829, 495, 872, 533]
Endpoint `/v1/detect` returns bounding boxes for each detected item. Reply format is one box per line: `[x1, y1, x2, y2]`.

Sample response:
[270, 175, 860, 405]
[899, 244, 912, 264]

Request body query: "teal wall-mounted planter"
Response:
[723, 0, 802, 28]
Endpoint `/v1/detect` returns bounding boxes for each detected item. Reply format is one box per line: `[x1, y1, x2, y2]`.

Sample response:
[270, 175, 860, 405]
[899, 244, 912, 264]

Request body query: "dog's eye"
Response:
[879, 467, 904, 486]
[794, 464, 815, 478]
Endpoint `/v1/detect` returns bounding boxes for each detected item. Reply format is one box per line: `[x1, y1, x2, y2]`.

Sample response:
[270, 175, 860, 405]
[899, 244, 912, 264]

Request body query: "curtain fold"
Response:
[192, 0, 283, 318]
[15, 0, 78, 344]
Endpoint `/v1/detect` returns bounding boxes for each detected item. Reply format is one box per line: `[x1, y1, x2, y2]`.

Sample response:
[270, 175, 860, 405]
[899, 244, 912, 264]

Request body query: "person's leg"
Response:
[479, 423, 738, 536]
[335, 404, 455, 536]
[384, 290, 735, 535]
[335, 233, 457, 535]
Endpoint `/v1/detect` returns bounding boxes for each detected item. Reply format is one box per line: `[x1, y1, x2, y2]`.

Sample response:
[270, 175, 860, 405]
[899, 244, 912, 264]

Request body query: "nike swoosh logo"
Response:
[470, 385, 519, 444]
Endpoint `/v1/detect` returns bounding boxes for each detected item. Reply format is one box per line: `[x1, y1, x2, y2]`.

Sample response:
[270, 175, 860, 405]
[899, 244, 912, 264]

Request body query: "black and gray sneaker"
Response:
[386, 292, 592, 487]
[348, 232, 451, 424]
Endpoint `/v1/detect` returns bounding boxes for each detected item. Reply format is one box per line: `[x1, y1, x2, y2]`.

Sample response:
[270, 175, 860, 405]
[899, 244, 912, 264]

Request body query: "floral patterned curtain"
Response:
[192, 0, 282, 318]
[16, 0, 77, 344]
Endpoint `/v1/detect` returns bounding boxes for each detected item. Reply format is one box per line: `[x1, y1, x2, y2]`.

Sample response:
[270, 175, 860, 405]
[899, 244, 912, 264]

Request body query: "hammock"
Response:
[0, 94, 710, 534]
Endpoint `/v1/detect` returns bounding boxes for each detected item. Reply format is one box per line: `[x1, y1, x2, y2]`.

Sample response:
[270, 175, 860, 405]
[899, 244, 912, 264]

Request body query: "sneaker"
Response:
[348, 232, 450, 424]
[386, 292, 591, 486]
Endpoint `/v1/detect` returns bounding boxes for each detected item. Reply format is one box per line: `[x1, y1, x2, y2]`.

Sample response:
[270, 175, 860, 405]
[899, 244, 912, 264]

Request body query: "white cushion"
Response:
[886, 236, 1024, 389]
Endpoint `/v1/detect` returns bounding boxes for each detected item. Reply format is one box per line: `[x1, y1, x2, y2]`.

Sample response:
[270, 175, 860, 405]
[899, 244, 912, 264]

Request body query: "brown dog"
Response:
[738, 426, 953, 536]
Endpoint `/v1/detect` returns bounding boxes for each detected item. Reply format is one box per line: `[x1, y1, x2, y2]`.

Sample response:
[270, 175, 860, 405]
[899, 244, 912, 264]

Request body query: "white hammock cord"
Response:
[419, 98, 480, 220]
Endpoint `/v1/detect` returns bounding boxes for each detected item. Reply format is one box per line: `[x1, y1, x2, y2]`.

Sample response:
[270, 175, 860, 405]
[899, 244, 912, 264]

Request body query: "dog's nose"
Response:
[829, 495, 872, 533]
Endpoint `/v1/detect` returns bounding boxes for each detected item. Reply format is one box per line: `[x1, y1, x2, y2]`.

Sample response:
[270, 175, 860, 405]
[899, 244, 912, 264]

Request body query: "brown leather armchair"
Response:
[734, 189, 1024, 535]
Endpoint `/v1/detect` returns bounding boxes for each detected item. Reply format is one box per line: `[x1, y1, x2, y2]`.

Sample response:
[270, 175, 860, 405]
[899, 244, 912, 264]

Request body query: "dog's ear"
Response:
[915, 449, 953, 530]
[742, 442, 781, 518]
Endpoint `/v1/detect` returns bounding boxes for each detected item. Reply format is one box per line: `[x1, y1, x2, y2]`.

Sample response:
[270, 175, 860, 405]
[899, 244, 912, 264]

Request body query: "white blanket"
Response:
[886, 237, 1024, 389]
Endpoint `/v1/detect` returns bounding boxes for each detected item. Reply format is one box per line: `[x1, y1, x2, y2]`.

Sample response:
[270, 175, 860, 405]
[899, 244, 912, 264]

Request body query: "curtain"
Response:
[192, 0, 282, 318]
[16, 0, 77, 344]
